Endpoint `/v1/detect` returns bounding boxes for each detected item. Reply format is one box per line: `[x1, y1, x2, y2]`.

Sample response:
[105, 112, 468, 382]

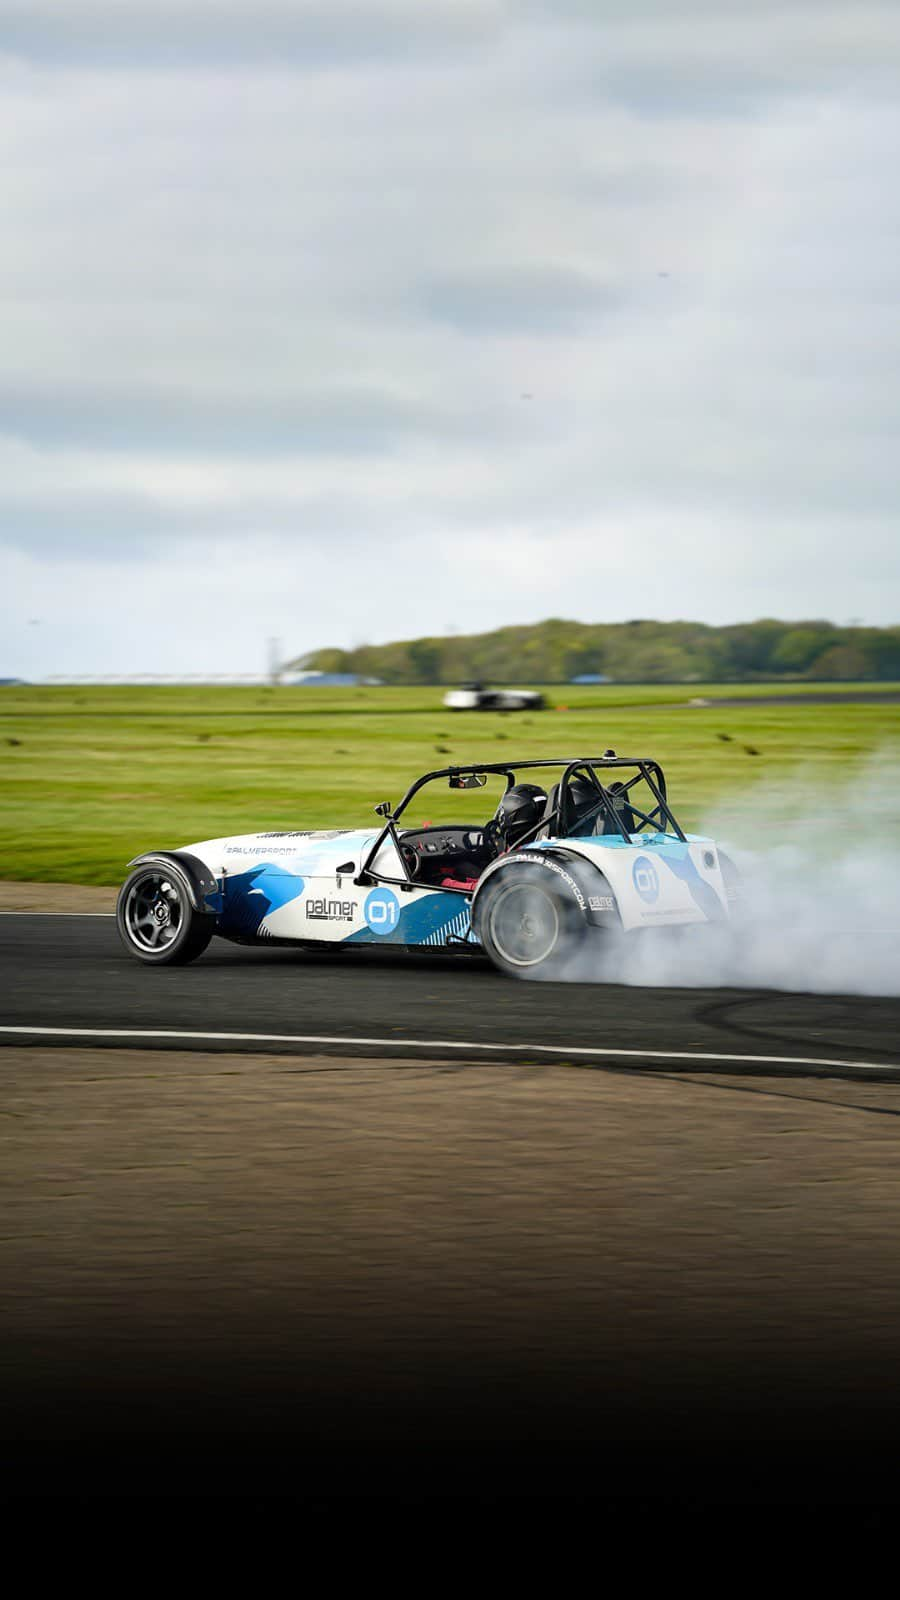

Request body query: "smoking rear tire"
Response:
[476, 862, 584, 978]
[117, 863, 215, 966]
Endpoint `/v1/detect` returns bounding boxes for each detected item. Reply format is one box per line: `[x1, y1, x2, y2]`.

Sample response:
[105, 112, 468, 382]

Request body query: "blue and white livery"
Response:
[115, 753, 741, 976]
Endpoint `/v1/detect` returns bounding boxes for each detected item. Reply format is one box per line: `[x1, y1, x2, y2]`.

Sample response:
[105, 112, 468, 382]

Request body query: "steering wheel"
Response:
[482, 816, 506, 856]
[400, 842, 420, 878]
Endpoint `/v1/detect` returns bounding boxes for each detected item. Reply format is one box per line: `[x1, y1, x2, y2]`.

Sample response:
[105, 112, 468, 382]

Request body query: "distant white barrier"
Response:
[39, 674, 279, 685]
[36, 672, 381, 686]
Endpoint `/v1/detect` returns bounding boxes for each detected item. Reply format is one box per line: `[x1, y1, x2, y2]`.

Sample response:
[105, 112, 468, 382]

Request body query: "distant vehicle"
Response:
[443, 682, 545, 711]
[281, 672, 382, 687]
[115, 752, 741, 978]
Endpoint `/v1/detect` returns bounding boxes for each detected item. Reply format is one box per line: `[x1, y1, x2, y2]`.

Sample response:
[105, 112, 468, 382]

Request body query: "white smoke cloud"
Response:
[530, 752, 900, 996]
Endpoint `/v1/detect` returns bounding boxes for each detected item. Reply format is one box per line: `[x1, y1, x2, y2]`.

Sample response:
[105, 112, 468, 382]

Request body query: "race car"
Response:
[116, 753, 741, 977]
[443, 683, 545, 711]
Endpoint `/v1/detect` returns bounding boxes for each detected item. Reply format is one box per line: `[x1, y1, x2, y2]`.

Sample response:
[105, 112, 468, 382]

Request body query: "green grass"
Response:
[1, 683, 899, 884]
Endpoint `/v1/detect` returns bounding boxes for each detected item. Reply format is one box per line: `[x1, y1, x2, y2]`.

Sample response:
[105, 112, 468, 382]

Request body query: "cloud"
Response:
[420, 266, 627, 335]
[523, 2, 900, 110]
[6, 3, 898, 96]
[1, 2, 899, 672]
[0, 1, 504, 68]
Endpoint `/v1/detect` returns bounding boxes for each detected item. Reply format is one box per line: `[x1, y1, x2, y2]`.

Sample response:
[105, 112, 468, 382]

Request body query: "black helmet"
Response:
[495, 782, 548, 841]
[564, 775, 601, 828]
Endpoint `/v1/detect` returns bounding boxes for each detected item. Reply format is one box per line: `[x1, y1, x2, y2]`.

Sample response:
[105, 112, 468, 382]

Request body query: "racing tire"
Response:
[117, 862, 215, 966]
[475, 861, 585, 978]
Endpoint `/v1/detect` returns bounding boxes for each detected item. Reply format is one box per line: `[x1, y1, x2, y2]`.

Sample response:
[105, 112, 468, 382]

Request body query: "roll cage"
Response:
[357, 755, 686, 894]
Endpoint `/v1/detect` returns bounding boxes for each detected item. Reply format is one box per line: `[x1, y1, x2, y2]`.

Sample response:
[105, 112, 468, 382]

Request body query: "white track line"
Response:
[0, 911, 114, 917]
[0, 1024, 895, 1074]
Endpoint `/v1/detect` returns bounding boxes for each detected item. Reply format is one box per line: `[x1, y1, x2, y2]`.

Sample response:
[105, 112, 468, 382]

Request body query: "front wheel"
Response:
[116, 863, 215, 965]
[475, 862, 585, 978]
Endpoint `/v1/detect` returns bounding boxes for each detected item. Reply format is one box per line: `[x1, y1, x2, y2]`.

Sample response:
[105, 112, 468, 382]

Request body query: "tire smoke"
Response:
[534, 753, 900, 997]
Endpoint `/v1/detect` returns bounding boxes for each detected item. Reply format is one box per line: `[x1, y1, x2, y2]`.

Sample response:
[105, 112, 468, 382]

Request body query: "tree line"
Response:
[293, 617, 900, 685]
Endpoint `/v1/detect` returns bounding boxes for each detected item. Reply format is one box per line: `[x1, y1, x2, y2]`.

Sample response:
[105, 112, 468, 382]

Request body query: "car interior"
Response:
[393, 762, 673, 889]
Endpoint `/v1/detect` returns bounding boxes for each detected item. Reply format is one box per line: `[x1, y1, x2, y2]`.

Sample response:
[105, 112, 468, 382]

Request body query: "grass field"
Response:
[1, 682, 899, 884]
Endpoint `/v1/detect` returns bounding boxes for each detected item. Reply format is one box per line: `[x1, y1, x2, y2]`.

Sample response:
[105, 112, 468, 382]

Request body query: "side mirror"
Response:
[448, 772, 488, 790]
[374, 801, 393, 818]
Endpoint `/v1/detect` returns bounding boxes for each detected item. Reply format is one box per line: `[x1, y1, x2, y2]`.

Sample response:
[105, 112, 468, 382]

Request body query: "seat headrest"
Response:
[536, 782, 560, 838]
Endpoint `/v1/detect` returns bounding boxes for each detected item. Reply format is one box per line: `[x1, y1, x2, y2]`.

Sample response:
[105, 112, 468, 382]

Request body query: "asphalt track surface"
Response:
[2, 912, 899, 1078]
[6, 912, 900, 1513]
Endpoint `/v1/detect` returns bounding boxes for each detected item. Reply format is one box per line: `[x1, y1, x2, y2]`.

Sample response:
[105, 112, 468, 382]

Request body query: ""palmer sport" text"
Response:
[305, 898, 356, 922]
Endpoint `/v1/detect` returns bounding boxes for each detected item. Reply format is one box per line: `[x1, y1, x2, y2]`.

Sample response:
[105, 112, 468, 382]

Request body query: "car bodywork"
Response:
[120, 755, 737, 966]
[443, 685, 545, 711]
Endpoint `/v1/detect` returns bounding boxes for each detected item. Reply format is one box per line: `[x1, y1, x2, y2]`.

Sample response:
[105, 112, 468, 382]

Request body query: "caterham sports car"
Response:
[116, 754, 741, 978]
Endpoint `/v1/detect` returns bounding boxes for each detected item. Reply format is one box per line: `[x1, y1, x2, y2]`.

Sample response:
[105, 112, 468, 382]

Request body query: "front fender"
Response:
[126, 850, 223, 916]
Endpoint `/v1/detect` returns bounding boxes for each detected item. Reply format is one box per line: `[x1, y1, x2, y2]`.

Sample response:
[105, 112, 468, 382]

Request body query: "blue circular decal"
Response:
[364, 887, 400, 935]
[632, 855, 660, 904]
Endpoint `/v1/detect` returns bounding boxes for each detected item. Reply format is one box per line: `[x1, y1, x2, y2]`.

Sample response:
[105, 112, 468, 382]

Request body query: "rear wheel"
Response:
[476, 862, 584, 978]
[116, 863, 215, 965]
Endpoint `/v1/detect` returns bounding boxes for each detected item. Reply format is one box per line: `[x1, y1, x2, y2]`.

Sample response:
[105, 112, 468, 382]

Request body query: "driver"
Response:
[563, 774, 604, 834]
[490, 782, 548, 849]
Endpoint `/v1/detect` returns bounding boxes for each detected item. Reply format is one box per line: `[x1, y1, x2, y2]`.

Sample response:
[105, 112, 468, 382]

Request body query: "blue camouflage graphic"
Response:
[348, 890, 471, 946]
[653, 841, 724, 921]
[534, 830, 724, 921]
[220, 863, 306, 937]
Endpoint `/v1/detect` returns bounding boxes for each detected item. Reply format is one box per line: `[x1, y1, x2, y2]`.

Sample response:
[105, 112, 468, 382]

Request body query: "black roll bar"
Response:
[356, 755, 685, 888]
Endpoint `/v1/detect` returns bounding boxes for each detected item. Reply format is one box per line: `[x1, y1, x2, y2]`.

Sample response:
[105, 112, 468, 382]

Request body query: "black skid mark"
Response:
[694, 990, 900, 1067]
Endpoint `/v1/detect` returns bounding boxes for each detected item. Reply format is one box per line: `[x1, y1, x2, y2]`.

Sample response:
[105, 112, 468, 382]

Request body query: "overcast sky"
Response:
[2, 0, 899, 676]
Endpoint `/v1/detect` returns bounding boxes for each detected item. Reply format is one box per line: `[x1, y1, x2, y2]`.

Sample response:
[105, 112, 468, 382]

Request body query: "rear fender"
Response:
[126, 851, 223, 916]
[471, 847, 620, 935]
[718, 849, 743, 913]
